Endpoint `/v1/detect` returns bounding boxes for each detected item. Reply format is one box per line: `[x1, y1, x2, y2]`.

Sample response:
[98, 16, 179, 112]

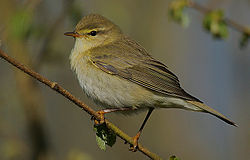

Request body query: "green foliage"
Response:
[9, 9, 33, 40]
[169, 155, 180, 160]
[203, 10, 229, 39]
[240, 31, 250, 48]
[94, 123, 116, 151]
[169, 0, 250, 48]
[168, 0, 190, 27]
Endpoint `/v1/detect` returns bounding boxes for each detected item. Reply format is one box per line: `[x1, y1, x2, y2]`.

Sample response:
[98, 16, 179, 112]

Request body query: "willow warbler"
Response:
[64, 14, 236, 150]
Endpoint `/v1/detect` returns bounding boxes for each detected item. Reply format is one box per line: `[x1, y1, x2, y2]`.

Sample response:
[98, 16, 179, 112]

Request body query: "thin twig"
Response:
[1, 0, 49, 158]
[0, 49, 162, 160]
[187, 0, 250, 35]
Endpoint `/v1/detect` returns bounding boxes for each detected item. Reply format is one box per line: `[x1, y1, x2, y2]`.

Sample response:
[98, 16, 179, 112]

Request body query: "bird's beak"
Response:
[64, 31, 81, 37]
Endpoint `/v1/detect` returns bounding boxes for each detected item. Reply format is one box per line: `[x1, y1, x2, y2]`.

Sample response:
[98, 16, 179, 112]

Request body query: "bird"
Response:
[64, 13, 236, 151]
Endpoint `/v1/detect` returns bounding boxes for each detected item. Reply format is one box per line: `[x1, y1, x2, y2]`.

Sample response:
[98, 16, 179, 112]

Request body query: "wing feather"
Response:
[89, 36, 201, 102]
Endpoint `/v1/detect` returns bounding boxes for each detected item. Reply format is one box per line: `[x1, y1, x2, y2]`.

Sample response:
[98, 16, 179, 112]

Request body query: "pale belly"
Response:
[70, 52, 201, 112]
[71, 56, 158, 109]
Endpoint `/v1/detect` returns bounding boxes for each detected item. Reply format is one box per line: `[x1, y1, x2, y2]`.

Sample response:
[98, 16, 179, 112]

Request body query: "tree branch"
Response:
[0, 49, 162, 160]
[187, 0, 250, 35]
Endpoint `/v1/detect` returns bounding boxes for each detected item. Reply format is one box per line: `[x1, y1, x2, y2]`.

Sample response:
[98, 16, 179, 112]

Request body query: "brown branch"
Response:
[0, 0, 50, 158]
[0, 49, 162, 160]
[187, 0, 250, 35]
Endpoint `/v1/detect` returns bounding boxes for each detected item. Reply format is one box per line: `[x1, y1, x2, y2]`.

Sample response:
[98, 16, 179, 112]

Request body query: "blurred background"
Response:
[0, 0, 249, 159]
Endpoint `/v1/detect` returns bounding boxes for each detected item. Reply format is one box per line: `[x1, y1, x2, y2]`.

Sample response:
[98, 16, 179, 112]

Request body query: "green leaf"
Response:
[9, 9, 33, 40]
[169, 155, 180, 160]
[239, 32, 250, 48]
[203, 10, 229, 39]
[95, 134, 106, 150]
[168, 0, 190, 27]
[94, 123, 116, 151]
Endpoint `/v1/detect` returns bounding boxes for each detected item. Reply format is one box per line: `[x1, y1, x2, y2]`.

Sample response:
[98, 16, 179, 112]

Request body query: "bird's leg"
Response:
[129, 107, 154, 152]
[92, 107, 136, 125]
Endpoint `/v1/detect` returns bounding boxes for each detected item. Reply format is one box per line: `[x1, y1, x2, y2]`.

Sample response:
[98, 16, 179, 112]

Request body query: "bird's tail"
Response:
[187, 100, 237, 127]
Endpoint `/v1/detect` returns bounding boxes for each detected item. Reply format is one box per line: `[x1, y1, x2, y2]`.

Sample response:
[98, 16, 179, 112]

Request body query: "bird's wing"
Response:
[89, 38, 201, 102]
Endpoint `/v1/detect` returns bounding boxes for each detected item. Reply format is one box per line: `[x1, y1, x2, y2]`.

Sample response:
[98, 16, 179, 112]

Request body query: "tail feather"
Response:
[187, 101, 237, 127]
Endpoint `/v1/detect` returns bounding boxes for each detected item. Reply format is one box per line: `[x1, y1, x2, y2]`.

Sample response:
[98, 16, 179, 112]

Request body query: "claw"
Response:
[129, 132, 141, 152]
[93, 110, 105, 125]
[129, 144, 138, 152]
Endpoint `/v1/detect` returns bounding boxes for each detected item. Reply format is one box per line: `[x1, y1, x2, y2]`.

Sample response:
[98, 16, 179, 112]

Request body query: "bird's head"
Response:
[64, 14, 122, 49]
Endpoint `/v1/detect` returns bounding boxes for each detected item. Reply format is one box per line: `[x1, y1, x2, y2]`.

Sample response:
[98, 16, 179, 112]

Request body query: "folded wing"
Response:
[89, 37, 201, 102]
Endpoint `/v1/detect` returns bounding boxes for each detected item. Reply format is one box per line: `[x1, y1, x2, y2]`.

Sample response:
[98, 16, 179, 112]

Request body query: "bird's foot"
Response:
[129, 132, 141, 152]
[91, 110, 105, 125]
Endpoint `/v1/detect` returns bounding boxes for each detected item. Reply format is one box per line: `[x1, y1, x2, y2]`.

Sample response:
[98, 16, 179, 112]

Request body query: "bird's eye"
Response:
[89, 31, 97, 36]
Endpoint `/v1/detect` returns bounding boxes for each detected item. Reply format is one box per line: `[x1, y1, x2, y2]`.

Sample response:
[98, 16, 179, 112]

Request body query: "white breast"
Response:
[69, 39, 156, 109]
[69, 39, 202, 112]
